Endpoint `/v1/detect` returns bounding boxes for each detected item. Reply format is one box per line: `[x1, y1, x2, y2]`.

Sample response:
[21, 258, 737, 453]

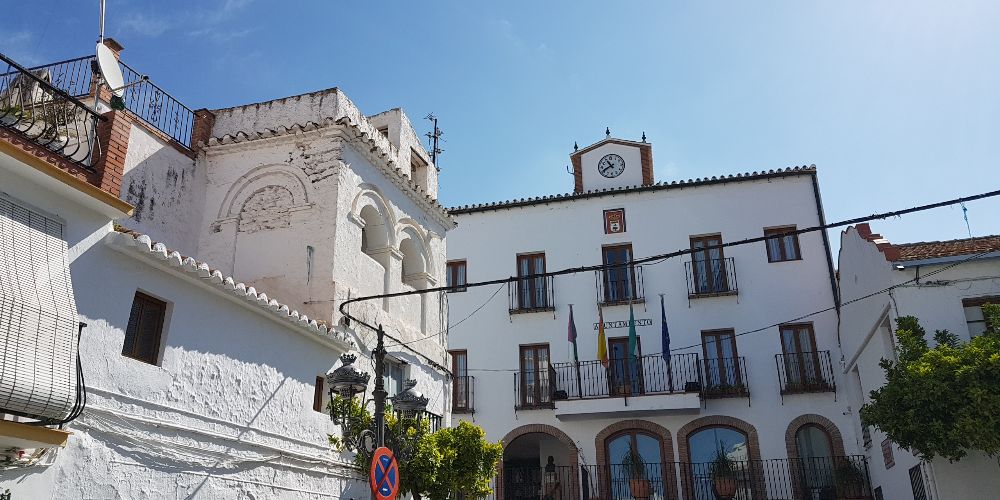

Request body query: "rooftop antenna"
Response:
[424, 113, 443, 168]
[94, 0, 147, 111]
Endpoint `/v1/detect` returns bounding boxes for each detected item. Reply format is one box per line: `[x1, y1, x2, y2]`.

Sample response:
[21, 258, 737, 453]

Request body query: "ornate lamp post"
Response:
[328, 326, 429, 459]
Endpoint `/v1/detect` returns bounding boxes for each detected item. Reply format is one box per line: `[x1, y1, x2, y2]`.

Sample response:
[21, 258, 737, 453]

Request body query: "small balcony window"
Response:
[446, 260, 467, 292]
[764, 226, 801, 262]
[122, 292, 168, 365]
[600, 244, 643, 305]
[510, 253, 554, 313]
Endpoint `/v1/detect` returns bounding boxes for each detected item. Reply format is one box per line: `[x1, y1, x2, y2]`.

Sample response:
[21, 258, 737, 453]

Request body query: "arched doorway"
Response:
[501, 425, 579, 500]
[678, 416, 764, 500]
[785, 415, 849, 500]
[596, 420, 676, 500]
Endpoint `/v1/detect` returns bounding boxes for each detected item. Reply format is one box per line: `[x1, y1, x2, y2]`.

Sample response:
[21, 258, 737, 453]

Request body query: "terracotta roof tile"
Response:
[894, 235, 1000, 262]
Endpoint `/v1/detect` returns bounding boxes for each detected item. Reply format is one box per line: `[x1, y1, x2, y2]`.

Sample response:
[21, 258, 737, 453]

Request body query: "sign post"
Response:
[370, 447, 400, 500]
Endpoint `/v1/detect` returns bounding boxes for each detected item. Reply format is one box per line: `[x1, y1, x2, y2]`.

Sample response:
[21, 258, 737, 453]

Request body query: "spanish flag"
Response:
[597, 305, 608, 368]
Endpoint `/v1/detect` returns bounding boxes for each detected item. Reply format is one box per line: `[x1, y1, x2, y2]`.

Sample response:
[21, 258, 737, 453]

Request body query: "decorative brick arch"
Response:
[595, 420, 677, 500]
[497, 424, 580, 500]
[676, 415, 765, 500]
[785, 413, 847, 458]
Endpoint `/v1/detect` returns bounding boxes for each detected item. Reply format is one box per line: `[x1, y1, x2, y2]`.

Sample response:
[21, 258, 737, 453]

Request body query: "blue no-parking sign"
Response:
[370, 447, 400, 500]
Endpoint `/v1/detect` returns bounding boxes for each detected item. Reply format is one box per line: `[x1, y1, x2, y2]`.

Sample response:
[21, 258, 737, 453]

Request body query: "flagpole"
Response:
[569, 304, 583, 399]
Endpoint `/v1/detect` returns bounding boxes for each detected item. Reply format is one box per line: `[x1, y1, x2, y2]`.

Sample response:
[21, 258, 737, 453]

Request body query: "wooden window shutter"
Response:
[123, 292, 167, 365]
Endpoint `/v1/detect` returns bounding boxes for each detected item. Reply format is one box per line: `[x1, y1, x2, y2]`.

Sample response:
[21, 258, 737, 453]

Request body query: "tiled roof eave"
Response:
[201, 117, 455, 230]
[104, 230, 356, 352]
[449, 165, 817, 214]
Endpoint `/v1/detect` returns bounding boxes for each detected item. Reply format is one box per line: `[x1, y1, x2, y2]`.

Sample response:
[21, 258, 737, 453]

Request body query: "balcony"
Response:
[685, 257, 739, 299]
[1, 53, 103, 167]
[776, 351, 837, 400]
[474, 456, 873, 500]
[508, 275, 555, 314]
[596, 265, 645, 306]
[453, 375, 475, 414]
[548, 353, 703, 419]
[702, 356, 750, 399]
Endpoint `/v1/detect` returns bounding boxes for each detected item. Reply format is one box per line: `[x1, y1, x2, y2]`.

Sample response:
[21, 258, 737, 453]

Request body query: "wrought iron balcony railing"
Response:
[467, 456, 873, 500]
[22, 55, 194, 148]
[453, 375, 474, 413]
[776, 350, 837, 399]
[549, 353, 702, 400]
[702, 356, 749, 398]
[596, 265, 645, 306]
[508, 275, 555, 314]
[514, 366, 556, 410]
[0, 53, 103, 167]
[685, 257, 739, 298]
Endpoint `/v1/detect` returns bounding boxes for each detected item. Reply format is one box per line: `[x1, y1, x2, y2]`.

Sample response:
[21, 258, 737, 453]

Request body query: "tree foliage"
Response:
[328, 396, 502, 500]
[859, 305, 1000, 461]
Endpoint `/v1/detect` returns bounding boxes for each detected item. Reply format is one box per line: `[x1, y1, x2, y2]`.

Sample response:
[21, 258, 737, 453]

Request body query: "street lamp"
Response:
[328, 325, 429, 459]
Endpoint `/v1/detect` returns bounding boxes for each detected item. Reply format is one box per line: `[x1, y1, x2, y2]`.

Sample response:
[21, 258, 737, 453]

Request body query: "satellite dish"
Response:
[96, 43, 125, 97]
[96, 42, 127, 110]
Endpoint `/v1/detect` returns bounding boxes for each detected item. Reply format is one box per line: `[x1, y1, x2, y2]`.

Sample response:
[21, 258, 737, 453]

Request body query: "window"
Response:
[602, 244, 638, 303]
[764, 226, 801, 262]
[377, 126, 389, 138]
[606, 430, 665, 498]
[881, 438, 894, 469]
[701, 330, 743, 393]
[874, 486, 884, 500]
[690, 235, 729, 294]
[384, 359, 405, 397]
[909, 465, 927, 500]
[518, 344, 551, 408]
[608, 337, 643, 396]
[963, 296, 998, 337]
[410, 149, 428, 191]
[123, 292, 168, 365]
[447, 260, 467, 292]
[313, 376, 325, 412]
[780, 323, 825, 389]
[451, 350, 471, 412]
[516, 253, 550, 309]
[795, 425, 835, 493]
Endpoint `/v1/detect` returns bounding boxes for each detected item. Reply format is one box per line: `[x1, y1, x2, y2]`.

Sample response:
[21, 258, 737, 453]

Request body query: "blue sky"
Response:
[4, 1, 999, 253]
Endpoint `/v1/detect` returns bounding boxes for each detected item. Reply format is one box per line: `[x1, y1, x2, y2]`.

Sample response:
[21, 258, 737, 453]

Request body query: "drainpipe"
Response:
[810, 172, 842, 345]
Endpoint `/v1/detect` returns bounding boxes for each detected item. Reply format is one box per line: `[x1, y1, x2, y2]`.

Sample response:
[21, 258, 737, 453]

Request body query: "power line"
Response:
[340, 188, 1000, 372]
[384, 284, 505, 349]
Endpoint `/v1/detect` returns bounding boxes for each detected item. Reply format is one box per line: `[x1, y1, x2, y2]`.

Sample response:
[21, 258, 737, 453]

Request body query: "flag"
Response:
[597, 306, 608, 368]
[660, 295, 671, 362]
[568, 304, 580, 363]
[627, 301, 638, 368]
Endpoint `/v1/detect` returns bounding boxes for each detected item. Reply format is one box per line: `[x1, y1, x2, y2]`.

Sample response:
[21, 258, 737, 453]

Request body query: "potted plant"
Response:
[710, 448, 739, 499]
[834, 459, 866, 499]
[621, 449, 652, 500]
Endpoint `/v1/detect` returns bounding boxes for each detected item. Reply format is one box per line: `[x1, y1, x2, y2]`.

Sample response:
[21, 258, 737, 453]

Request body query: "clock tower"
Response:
[569, 133, 654, 193]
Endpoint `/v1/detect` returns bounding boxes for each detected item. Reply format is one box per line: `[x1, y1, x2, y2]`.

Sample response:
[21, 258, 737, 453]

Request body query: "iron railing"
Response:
[549, 353, 702, 400]
[21, 55, 195, 148]
[467, 456, 872, 500]
[0, 53, 103, 167]
[685, 257, 738, 298]
[776, 350, 837, 397]
[393, 409, 443, 433]
[702, 356, 749, 398]
[514, 366, 555, 410]
[508, 275, 555, 313]
[596, 264, 645, 305]
[453, 375, 475, 413]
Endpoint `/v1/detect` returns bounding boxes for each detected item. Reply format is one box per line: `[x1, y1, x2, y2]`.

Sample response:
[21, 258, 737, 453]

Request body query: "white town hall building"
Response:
[446, 134, 865, 500]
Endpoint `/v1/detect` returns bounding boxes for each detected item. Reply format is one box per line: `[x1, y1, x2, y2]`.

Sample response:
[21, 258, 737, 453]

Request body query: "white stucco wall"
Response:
[448, 171, 852, 468]
[119, 122, 204, 257]
[837, 226, 1000, 499]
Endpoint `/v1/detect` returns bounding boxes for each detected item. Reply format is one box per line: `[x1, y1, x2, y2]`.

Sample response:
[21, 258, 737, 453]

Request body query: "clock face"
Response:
[598, 154, 626, 178]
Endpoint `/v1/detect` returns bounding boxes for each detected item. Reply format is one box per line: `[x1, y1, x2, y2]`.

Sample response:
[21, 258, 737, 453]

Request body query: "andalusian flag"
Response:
[597, 306, 608, 368]
[627, 301, 638, 370]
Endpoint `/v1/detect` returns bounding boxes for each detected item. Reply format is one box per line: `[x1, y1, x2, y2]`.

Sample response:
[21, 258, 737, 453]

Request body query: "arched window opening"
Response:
[605, 430, 665, 500]
[399, 237, 425, 283]
[795, 424, 836, 496]
[687, 426, 750, 500]
[358, 205, 388, 254]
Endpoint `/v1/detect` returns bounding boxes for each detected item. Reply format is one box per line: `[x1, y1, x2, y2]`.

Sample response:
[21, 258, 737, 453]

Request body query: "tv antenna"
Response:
[93, 0, 148, 111]
[424, 113, 443, 168]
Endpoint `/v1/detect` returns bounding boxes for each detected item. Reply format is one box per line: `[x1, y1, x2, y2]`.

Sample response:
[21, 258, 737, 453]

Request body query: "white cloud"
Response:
[119, 12, 171, 37]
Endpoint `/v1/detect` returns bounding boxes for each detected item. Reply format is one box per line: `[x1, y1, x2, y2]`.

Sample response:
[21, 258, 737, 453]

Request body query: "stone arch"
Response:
[677, 415, 765, 500]
[595, 420, 677, 500]
[785, 414, 847, 459]
[218, 164, 310, 220]
[238, 185, 295, 233]
[498, 424, 580, 500]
